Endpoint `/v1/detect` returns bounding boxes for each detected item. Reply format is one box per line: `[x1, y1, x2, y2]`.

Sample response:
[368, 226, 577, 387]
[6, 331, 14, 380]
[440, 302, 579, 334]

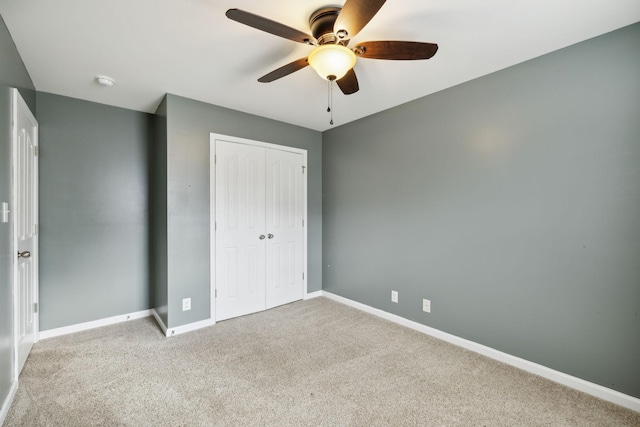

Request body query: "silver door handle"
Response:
[18, 251, 31, 259]
[259, 235, 266, 240]
[267, 234, 274, 239]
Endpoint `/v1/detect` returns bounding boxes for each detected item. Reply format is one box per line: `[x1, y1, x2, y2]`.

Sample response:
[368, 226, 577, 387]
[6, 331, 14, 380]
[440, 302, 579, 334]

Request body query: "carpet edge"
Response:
[321, 291, 640, 413]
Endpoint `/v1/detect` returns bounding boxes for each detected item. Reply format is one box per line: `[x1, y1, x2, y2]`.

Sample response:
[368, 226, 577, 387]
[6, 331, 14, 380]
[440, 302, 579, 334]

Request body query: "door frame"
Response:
[12, 88, 39, 380]
[209, 133, 308, 323]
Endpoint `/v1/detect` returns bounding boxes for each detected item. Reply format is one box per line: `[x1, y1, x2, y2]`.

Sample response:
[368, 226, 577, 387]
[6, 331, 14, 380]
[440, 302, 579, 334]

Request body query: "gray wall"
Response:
[163, 94, 322, 328]
[322, 23, 640, 398]
[0, 13, 35, 415]
[150, 96, 168, 326]
[37, 92, 153, 330]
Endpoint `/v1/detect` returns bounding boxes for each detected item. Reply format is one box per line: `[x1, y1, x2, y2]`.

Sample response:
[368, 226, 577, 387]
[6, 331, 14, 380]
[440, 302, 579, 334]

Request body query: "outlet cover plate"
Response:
[391, 290, 398, 303]
[423, 298, 431, 313]
[182, 298, 191, 311]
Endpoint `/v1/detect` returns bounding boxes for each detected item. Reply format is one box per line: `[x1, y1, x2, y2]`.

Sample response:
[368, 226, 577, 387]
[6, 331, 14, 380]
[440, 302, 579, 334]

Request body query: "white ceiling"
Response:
[1, 0, 639, 131]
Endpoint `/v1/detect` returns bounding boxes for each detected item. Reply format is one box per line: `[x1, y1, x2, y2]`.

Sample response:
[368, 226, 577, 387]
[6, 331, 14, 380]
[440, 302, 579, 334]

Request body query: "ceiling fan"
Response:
[226, 0, 439, 96]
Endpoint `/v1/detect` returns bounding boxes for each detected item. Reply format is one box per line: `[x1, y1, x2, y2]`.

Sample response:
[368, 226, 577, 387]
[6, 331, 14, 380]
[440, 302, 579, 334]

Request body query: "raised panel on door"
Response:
[215, 141, 266, 321]
[265, 149, 303, 309]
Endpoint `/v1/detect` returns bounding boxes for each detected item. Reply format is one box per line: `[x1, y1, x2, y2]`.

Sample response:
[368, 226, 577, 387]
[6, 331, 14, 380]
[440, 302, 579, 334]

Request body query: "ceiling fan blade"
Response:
[354, 41, 438, 60]
[334, 0, 387, 39]
[336, 69, 359, 95]
[258, 57, 309, 83]
[226, 9, 317, 45]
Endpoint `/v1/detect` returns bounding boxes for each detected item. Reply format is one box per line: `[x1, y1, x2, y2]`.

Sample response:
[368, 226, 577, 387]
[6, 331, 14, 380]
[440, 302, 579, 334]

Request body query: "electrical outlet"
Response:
[391, 290, 398, 303]
[182, 298, 191, 311]
[423, 298, 431, 313]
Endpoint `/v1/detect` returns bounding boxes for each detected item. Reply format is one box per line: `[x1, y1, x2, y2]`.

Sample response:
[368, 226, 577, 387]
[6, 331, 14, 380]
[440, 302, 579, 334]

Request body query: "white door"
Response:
[13, 89, 38, 374]
[265, 149, 303, 308]
[213, 137, 305, 322]
[215, 141, 267, 321]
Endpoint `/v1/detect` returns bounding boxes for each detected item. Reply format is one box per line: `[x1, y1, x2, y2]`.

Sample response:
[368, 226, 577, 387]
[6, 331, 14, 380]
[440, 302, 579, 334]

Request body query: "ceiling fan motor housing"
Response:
[310, 7, 344, 45]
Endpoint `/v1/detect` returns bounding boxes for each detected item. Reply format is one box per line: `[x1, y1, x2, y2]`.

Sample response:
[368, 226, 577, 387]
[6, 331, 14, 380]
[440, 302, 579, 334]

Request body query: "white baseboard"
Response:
[151, 309, 213, 337]
[0, 379, 18, 426]
[151, 309, 168, 335]
[39, 309, 152, 340]
[304, 290, 323, 300]
[166, 318, 213, 337]
[322, 291, 640, 413]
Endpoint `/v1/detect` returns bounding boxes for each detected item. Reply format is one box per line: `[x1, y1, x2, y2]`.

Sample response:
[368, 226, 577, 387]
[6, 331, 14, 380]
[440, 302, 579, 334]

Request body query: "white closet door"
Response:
[215, 141, 266, 321]
[265, 149, 304, 309]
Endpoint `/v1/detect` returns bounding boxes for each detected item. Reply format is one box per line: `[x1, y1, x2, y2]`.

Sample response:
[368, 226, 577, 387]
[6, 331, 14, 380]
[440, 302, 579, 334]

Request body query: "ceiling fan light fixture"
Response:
[307, 44, 356, 81]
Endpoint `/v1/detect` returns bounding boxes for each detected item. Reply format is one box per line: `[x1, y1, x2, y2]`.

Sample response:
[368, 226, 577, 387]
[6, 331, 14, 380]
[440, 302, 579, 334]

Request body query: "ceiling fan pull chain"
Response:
[327, 79, 331, 113]
[329, 79, 334, 125]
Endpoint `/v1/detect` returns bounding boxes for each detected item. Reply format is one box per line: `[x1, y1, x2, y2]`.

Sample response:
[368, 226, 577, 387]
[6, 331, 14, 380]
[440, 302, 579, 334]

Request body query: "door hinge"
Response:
[302, 273, 305, 280]
[215, 222, 217, 231]
[214, 154, 217, 164]
[34, 224, 38, 235]
[215, 289, 217, 298]
[302, 219, 304, 227]
[34, 146, 39, 156]
[302, 165, 306, 174]
[34, 303, 38, 313]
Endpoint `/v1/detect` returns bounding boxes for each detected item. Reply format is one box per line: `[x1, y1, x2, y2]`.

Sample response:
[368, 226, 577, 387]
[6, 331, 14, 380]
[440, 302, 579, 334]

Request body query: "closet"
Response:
[212, 135, 305, 321]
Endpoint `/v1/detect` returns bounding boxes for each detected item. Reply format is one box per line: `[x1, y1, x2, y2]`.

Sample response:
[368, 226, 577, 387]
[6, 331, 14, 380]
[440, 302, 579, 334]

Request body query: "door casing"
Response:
[209, 133, 308, 323]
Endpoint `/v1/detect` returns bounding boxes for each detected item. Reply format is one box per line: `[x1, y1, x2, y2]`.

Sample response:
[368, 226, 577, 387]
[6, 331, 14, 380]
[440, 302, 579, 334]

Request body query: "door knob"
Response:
[267, 234, 274, 239]
[259, 235, 266, 240]
[18, 251, 31, 259]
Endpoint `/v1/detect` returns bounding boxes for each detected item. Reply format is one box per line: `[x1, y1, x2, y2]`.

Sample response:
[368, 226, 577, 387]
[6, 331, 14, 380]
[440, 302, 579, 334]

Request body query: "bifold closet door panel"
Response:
[265, 148, 304, 309]
[215, 141, 267, 321]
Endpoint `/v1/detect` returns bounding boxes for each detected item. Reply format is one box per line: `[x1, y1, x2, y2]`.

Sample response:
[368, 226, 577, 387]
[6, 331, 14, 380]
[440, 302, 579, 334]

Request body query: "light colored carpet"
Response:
[4, 297, 639, 426]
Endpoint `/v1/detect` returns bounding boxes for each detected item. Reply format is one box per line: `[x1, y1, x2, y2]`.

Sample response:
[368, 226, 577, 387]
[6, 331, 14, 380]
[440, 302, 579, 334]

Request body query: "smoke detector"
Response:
[96, 75, 115, 87]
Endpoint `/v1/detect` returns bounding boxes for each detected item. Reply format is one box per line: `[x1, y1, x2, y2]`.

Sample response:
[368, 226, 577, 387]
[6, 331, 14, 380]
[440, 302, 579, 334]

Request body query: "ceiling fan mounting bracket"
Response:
[309, 7, 343, 45]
